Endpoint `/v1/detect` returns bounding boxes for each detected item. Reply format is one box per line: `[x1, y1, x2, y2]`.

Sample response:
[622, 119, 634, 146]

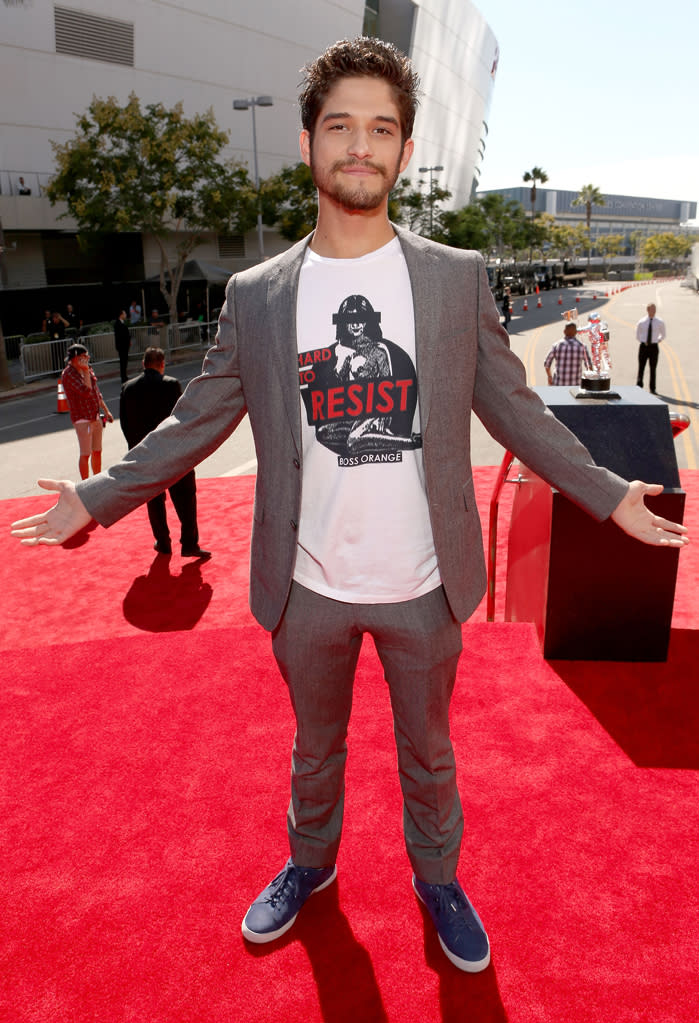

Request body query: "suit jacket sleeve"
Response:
[77, 277, 248, 525]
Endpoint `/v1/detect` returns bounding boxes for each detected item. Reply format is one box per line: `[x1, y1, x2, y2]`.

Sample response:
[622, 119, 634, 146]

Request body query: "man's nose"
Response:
[348, 129, 373, 159]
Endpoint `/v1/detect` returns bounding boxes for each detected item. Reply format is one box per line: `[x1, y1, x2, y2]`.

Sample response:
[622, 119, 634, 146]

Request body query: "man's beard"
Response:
[310, 152, 403, 212]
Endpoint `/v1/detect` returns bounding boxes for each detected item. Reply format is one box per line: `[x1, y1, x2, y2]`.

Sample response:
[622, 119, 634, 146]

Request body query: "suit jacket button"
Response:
[290, 519, 297, 531]
[293, 458, 300, 469]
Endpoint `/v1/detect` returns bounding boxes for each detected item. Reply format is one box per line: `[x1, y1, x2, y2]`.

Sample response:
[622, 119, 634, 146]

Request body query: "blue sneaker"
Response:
[241, 859, 337, 944]
[413, 875, 490, 972]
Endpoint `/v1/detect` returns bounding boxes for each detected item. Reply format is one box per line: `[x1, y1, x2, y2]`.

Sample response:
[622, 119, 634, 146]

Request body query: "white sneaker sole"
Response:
[241, 865, 338, 944]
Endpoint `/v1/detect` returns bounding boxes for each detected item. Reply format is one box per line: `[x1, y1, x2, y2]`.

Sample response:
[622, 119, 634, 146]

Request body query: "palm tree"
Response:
[572, 184, 606, 266]
[522, 167, 548, 219]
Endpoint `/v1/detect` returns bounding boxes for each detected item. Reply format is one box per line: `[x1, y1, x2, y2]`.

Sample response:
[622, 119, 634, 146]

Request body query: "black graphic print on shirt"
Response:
[299, 294, 422, 466]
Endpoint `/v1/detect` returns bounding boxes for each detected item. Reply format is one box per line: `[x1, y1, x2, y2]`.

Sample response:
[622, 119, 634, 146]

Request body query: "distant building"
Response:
[476, 187, 697, 254]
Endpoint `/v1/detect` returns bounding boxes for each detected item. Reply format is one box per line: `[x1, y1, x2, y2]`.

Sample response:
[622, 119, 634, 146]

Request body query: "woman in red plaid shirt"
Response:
[61, 344, 113, 479]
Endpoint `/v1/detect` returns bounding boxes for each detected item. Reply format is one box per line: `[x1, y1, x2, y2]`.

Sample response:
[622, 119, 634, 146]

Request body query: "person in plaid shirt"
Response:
[544, 323, 592, 386]
[61, 343, 113, 480]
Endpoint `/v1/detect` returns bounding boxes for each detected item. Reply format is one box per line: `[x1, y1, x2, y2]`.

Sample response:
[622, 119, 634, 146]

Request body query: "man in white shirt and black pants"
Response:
[635, 302, 666, 394]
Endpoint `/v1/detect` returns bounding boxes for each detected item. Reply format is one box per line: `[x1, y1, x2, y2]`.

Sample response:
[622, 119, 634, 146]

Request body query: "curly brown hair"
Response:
[299, 36, 420, 142]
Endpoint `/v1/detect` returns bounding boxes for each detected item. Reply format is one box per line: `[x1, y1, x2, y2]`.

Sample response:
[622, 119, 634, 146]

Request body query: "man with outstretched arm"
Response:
[11, 37, 689, 974]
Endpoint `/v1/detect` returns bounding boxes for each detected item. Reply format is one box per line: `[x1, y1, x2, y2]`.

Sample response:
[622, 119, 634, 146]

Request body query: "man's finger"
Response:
[10, 511, 52, 532]
[652, 516, 688, 535]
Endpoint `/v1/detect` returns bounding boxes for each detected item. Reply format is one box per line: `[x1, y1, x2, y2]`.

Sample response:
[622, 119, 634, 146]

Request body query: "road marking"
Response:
[662, 343, 697, 469]
[0, 414, 58, 432]
[523, 325, 545, 385]
[221, 458, 257, 477]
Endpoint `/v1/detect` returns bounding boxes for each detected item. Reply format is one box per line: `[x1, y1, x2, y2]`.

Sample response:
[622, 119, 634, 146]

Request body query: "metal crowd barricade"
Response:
[20, 337, 70, 381]
[18, 319, 219, 383]
[4, 335, 25, 361]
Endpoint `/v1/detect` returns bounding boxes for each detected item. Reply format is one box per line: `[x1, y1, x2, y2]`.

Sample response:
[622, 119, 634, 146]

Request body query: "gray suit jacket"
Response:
[78, 226, 628, 630]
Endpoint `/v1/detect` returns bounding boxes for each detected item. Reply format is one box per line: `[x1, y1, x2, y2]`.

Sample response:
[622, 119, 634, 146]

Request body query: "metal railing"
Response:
[18, 320, 218, 382]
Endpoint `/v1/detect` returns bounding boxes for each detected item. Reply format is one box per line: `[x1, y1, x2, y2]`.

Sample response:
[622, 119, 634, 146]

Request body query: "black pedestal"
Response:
[504, 387, 685, 661]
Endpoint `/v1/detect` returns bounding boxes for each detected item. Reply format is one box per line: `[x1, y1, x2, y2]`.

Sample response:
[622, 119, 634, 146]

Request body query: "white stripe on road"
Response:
[0, 414, 60, 431]
[220, 459, 258, 477]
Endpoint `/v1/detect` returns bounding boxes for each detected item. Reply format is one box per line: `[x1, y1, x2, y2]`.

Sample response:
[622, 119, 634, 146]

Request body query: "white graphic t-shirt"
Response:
[293, 236, 440, 603]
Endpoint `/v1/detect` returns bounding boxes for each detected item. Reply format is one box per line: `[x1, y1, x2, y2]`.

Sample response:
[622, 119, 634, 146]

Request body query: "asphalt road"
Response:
[1, 278, 697, 503]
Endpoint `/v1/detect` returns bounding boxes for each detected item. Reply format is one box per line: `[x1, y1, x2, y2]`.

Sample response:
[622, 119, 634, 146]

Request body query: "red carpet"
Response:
[1, 471, 698, 1023]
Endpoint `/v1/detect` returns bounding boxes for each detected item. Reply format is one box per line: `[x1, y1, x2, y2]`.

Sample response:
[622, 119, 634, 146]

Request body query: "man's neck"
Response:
[309, 201, 396, 259]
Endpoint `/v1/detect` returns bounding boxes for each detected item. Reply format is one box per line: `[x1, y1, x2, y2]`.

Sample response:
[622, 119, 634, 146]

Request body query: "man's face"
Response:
[648, 304, 656, 317]
[299, 76, 413, 213]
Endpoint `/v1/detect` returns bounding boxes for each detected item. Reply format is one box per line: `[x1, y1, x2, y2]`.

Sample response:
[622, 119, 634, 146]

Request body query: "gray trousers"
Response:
[271, 581, 464, 885]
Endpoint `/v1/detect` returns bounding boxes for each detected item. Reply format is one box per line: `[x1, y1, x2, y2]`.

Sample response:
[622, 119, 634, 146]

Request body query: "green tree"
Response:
[525, 213, 556, 261]
[440, 201, 491, 253]
[548, 223, 589, 261]
[642, 232, 692, 271]
[389, 175, 452, 238]
[260, 162, 317, 242]
[596, 233, 624, 277]
[479, 193, 528, 258]
[572, 184, 606, 266]
[47, 93, 258, 323]
[522, 166, 548, 219]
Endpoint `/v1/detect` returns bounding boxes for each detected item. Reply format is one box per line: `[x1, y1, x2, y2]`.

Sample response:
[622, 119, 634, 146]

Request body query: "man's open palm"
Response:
[10, 479, 92, 545]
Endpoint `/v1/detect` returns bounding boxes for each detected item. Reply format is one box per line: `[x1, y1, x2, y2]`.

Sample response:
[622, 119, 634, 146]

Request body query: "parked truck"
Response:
[551, 261, 586, 288]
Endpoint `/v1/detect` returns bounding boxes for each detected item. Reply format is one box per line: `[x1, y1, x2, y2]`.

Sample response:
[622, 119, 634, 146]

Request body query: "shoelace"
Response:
[432, 883, 478, 934]
[263, 867, 299, 907]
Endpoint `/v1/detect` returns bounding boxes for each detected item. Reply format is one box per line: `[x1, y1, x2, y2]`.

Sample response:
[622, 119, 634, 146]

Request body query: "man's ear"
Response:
[399, 137, 414, 173]
[299, 130, 311, 167]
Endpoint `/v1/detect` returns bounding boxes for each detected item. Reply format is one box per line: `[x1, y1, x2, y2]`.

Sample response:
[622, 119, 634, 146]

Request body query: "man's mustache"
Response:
[331, 159, 386, 176]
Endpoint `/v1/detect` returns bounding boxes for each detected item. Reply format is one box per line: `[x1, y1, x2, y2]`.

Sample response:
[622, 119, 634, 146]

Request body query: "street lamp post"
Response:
[233, 94, 274, 261]
[418, 164, 444, 238]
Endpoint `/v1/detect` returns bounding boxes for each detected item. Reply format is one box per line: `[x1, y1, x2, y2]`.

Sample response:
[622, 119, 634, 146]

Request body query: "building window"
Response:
[218, 235, 245, 259]
[55, 6, 134, 67]
[363, 1, 379, 37]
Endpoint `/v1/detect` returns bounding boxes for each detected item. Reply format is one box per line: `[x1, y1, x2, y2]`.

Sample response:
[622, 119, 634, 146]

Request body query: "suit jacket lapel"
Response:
[395, 226, 442, 434]
[264, 237, 311, 457]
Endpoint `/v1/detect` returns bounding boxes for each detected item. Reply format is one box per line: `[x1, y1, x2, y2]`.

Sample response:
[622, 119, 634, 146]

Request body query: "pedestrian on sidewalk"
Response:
[114, 309, 132, 384]
[635, 302, 666, 394]
[544, 322, 592, 385]
[120, 347, 210, 559]
[61, 343, 113, 480]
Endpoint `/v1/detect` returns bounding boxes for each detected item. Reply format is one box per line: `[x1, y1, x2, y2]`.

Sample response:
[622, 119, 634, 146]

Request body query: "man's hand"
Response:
[10, 479, 93, 546]
[611, 481, 689, 547]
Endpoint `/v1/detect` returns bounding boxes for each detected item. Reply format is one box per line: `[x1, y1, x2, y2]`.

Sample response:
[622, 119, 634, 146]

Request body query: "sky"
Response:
[473, 0, 699, 219]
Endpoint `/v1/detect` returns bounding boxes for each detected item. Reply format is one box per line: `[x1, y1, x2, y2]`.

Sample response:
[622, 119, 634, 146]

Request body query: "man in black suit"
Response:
[119, 347, 210, 559]
[114, 309, 132, 384]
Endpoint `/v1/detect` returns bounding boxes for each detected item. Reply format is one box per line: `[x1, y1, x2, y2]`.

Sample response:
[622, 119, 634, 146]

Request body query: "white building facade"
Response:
[0, 0, 498, 327]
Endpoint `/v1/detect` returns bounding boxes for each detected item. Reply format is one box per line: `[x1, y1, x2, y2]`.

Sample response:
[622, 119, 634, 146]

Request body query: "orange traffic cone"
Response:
[575, 295, 580, 303]
[522, 298, 528, 311]
[537, 295, 542, 308]
[57, 380, 69, 413]
[558, 295, 562, 305]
